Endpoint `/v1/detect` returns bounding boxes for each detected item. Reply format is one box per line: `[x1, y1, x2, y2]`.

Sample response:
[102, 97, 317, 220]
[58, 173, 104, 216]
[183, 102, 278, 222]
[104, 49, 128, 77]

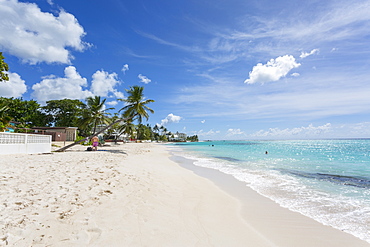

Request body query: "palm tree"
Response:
[119, 86, 154, 123]
[118, 119, 136, 141]
[80, 96, 112, 135]
[0, 104, 12, 131]
[55, 86, 154, 152]
[153, 124, 159, 134]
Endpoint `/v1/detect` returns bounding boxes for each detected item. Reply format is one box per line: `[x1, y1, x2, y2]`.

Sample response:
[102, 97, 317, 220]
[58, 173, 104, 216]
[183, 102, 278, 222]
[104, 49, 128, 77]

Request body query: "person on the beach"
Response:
[91, 136, 99, 151]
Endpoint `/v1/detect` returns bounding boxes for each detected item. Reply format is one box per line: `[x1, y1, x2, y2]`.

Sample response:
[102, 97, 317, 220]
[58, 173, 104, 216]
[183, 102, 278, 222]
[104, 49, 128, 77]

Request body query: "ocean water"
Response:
[170, 140, 370, 243]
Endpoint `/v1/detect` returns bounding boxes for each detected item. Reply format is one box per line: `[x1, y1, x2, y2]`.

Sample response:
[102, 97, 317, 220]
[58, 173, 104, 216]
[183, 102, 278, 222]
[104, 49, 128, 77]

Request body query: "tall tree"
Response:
[0, 97, 49, 127]
[119, 119, 136, 141]
[55, 86, 154, 152]
[0, 52, 9, 82]
[136, 124, 152, 140]
[119, 86, 154, 123]
[80, 96, 112, 135]
[153, 124, 159, 134]
[42, 99, 85, 127]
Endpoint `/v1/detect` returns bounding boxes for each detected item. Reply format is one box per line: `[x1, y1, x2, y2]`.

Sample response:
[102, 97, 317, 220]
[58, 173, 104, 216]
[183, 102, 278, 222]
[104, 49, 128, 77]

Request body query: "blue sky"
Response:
[1, 0, 370, 140]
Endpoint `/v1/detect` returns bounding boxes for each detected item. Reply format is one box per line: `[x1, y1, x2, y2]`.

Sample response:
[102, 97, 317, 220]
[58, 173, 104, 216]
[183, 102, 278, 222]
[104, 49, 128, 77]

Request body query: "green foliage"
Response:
[119, 86, 154, 123]
[158, 134, 168, 142]
[75, 134, 88, 144]
[0, 97, 48, 127]
[79, 96, 112, 135]
[42, 99, 85, 127]
[108, 118, 136, 141]
[136, 124, 152, 140]
[0, 103, 11, 131]
[0, 52, 9, 82]
[186, 135, 199, 142]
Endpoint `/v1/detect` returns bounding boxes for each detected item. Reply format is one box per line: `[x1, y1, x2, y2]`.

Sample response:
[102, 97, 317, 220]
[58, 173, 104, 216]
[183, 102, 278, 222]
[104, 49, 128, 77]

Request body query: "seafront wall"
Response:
[0, 132, 51, 154]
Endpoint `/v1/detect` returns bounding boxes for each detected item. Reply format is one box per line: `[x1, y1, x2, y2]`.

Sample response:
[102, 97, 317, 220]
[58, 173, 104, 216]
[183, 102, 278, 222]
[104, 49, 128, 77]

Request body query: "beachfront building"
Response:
[4, 121, 20, 133]
[168, 131, 187, 142]
[31, 127, 78, 141]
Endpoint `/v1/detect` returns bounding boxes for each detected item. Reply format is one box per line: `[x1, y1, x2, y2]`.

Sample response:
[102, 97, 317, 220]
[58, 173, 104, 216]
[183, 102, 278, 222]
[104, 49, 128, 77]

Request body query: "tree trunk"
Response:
[55, 116, 133, 152]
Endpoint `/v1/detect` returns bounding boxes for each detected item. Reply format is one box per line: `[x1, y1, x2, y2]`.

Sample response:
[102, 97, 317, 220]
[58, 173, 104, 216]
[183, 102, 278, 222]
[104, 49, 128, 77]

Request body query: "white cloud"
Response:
[201, 120, 206, 124]
[106, 101, 118, 106]
[159, 113, 182, 126]
[244, 55, 301, 84]
[251, 123, 332, 138]
[196, 129, 220, 137]
[31, 66, 92, 102]
[291, 72, 300, 77]
[0, 72, 27, 98]
[121, 64, 129, 74]
[138, 74, 151, 84]
[227, 128, 245, 136]
[0, 0, 88, 64]
[300, 49, 319, 58]
[91, 70, 123, 98]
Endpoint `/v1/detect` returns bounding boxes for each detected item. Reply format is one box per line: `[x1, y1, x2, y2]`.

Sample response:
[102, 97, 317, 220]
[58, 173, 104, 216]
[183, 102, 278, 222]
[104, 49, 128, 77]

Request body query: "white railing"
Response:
[0, 132, 52, 154]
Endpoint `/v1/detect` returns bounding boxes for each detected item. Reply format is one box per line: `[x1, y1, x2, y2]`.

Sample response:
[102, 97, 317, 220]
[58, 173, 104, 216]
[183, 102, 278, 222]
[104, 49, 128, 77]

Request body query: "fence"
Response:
[0, 132, 52, 155]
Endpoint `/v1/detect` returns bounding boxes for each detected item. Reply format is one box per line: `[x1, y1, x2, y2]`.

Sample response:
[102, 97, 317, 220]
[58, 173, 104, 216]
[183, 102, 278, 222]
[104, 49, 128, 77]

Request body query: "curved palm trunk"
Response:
[55, 115, 135, 152]
[93, 119, 97, 135]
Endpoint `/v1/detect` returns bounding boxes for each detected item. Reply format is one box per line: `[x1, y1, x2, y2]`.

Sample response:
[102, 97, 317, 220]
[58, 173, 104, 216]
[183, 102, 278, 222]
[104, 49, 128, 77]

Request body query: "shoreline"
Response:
[1, 143, 369, 246]
[169, 146, 370, 246]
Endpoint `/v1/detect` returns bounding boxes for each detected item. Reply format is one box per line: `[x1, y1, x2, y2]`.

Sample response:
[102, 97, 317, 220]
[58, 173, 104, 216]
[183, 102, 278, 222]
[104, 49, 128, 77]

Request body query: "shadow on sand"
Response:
[94, 149, 128, 155]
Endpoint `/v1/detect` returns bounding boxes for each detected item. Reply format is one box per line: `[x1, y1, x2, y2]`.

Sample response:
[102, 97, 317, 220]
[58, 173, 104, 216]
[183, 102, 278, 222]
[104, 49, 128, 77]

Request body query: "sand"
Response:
[0, 142, 369, 246]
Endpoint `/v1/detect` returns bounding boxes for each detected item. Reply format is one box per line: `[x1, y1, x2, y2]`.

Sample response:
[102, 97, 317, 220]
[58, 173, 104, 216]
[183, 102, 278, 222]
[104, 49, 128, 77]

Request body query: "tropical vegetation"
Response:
[79, 96, 112, 135]
[1, 88, 197, 149]
[0, 102, 11, 131]
[0, 52, 9, 82]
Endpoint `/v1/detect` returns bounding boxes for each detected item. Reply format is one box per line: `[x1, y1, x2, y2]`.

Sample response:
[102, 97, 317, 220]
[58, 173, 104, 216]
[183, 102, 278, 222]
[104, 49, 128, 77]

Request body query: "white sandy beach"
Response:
[1, 143, 369, 246]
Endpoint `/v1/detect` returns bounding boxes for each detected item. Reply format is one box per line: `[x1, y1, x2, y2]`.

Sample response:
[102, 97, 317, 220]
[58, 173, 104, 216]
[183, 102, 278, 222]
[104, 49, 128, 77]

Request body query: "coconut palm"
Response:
[118, 119, 136, 141]
[56, 86, 154, 152]
[153, 124, 160, 134]
[79, 96, 113, 135]
[119, 86, 154, 123]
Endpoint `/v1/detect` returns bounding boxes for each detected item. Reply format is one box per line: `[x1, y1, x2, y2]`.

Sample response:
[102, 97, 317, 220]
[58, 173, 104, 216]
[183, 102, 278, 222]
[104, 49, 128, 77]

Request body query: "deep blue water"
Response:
[170, 140, 370, 243]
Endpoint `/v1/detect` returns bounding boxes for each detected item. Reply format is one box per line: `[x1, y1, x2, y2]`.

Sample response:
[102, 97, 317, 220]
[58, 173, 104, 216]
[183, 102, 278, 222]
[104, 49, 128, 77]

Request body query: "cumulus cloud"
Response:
[226, 128, 245, 136]
[121, 64, 129, 74]
[106, 101, 118, 106]
[201, 120, 206, 124]
[291, 72, 300, 77]
[251, 123, 332, 138]
[300, 49, 319, 58]
[138, 74, 151, 84]
[0, 0, 88, 64]
[91, 70, 123, 98]
[159, 113, 182, 126]
[0, 72, 27, 98]
[31, 66, 92, 102]
[244, 55, 301, 84]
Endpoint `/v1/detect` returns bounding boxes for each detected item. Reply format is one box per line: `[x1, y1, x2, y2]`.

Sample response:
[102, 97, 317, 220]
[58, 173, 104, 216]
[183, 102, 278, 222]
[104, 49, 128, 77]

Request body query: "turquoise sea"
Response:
[170, 139, 370, 243]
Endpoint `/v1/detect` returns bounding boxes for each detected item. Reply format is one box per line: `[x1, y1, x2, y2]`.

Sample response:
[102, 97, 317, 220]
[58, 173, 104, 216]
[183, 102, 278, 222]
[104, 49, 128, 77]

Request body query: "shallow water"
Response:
[170, 140, 370, 243]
